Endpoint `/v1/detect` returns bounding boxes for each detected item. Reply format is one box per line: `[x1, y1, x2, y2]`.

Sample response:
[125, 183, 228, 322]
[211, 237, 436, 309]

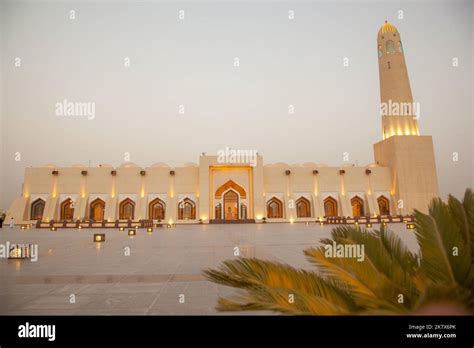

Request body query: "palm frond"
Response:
[414, 198, 471, 286]
[203, 257, 355, 314]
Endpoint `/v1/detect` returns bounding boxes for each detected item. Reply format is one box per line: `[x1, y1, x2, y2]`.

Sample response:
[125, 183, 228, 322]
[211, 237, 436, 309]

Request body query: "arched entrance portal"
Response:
[223, 190, 239, 220]
[214, 180, 248, 221]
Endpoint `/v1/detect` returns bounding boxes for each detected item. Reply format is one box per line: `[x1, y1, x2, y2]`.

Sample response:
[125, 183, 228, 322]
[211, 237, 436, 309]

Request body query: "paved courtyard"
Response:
[0, 223, 417, 315]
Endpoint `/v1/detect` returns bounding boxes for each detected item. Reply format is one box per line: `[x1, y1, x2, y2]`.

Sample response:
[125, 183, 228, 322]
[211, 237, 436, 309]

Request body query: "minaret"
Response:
[377, 20, 419, 139]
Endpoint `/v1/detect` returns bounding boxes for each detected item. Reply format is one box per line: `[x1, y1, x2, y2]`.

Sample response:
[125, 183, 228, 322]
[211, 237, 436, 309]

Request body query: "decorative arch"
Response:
[149, 198, 166, 220]
[215, 180, 246, 199]
[351, 196, 365, 217]
[30, 198, 46, 221]
[377, 195, 390, 216]
[119, 198, 135, 220]
[266, 197, 283, 219]
[296, 197, 311, 218]
[323, 196, 338, 217]
[60, 198, 75, 221]
[178, 198, 196, 220]
[386, 40, 396, 54]
[89, 198, 105, 221]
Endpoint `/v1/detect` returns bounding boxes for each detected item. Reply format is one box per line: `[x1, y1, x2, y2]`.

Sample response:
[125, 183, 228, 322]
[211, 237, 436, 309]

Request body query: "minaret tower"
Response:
[377, 20, 419, 139]
[374, 20, 438, 215]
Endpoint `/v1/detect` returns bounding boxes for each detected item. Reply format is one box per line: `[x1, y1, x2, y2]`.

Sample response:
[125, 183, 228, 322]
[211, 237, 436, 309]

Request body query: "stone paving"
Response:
[0, 223, 417, 315]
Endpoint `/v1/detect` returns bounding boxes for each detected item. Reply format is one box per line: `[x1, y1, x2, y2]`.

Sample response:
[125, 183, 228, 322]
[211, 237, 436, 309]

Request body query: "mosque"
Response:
[5, 21, 439, 226]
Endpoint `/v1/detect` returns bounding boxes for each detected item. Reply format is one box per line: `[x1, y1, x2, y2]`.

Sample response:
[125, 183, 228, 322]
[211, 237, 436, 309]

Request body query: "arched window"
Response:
[241, 204, 247, 220]
[119, 198, 135, 220]
[296, 197, 311, 218]
[90, 198, 105, 221]
[386, 40, 396, 54]
[266, 197, 283, 218]
[178, 198, 196, 220]
[30, 198, 45, 221]
[351, 196, 365, 217]
[215, 203, 222, 220]
[377, 196, 390, 216]
[398, 41, 403, 53]
[60, 198, 75, 221]
[149, 198, 166, 220]
[324, 196, 338, 217]
[378, 44, 383, 58]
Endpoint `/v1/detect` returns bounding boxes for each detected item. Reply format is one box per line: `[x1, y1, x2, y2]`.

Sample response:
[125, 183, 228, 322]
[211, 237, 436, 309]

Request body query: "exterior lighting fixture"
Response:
[366, 223, 373, 228]
[119, 227, 125, 231]
[20, 225, 27, 230]
[128, 229, 136, 236]
[50, 227, 57, 231]
[147, 227, 153, 233]
[406, 222, 415, 230]
[94, 234, 105, 242]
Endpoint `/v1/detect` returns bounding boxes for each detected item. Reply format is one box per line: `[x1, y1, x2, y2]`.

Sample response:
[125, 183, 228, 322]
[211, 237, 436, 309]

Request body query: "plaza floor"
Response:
[0, 223, 418, 315]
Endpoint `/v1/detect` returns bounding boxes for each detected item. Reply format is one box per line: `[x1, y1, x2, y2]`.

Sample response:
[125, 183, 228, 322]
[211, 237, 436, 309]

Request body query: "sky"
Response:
[0, 0, 472, 210]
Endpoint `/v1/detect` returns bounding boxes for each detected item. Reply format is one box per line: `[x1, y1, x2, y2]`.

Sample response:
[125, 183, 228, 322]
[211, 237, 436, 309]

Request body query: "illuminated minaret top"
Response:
[377, 20, 420, 140]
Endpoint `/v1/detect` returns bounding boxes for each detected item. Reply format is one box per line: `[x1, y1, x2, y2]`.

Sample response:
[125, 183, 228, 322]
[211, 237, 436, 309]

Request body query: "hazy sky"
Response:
[0, 0, 473, 210]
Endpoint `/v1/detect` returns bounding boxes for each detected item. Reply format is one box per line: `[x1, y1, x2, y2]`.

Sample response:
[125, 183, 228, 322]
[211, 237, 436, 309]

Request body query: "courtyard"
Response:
[0, 223, 417, 315]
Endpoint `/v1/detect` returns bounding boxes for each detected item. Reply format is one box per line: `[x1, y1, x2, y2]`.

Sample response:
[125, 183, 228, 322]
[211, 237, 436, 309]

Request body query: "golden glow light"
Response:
[94, 234, 105, 242]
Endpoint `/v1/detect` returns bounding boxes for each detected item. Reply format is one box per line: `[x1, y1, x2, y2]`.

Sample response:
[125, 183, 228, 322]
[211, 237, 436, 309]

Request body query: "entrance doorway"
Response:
[223, 190, 239, 220]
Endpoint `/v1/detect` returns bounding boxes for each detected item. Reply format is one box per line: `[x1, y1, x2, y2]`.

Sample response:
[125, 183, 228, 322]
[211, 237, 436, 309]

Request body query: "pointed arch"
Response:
[351, 196, 365, 217]
[386, 40, 396, 54]
[30, 198, 46, 221]
[60, 198, 75, 221]
[149, 197, 166, 220]
[215, 180, 246, 199]
[178, 198, 196, 220]
[266, 197, 283, 218]
[119, 198, 135, 220]
[323, 196, 338, 217]
[377, 195, 390, 216]
[89, 198, 105, 221]
[295, 197, 311, 218]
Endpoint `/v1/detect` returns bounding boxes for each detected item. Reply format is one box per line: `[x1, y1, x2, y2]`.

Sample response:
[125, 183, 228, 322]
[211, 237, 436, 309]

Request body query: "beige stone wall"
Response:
[374, 135, 439, 214]
[5, 155, 400, 224]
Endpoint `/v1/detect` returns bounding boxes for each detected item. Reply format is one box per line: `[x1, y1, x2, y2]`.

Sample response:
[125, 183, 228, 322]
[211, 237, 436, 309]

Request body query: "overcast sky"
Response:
[0, 0, 472, 210]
